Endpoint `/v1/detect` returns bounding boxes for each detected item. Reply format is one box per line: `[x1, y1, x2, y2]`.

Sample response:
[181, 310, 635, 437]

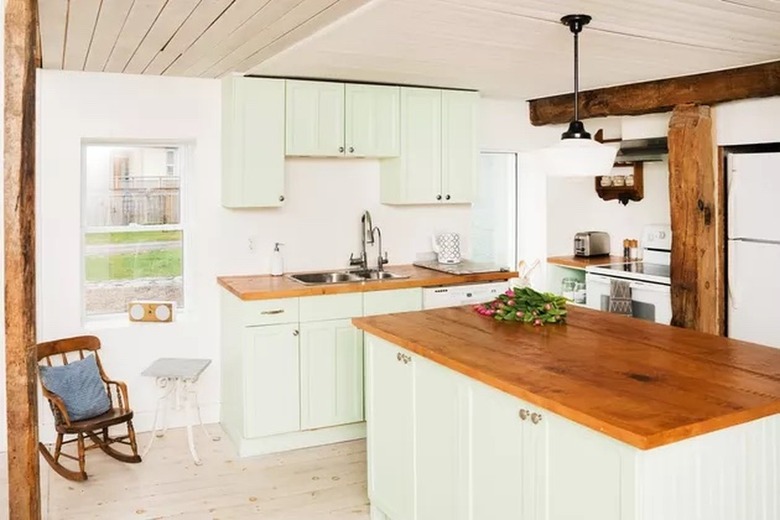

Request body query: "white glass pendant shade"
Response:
[541, 137, 618, 177]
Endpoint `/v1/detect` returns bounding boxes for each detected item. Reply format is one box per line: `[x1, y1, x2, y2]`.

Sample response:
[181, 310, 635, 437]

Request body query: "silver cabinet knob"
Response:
[339, 146, 345, 153]
[292, 330, 299, 337]
[531, 412, 542, 424]
[397, 352, 402, 362]
[349, 146, 355, 153]
[519, 409, 529, 421]
[279, 195, 285, 202]
[436, 194, 442, 201]
[445, 194, 451, 200]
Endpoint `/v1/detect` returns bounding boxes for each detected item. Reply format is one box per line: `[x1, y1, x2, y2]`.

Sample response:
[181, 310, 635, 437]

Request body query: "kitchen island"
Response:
[353, 305, 780, 520]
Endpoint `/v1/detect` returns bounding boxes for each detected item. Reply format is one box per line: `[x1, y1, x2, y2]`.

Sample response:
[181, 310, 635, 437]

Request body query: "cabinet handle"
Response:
[436, 194, 442, 201]
[397, 352, 402, 362]
[349, 146, 355, 153]
[519, 409, 529, 421]
[531, 412, 542, 424]
[292, 330, 299, 337]
[445, 194, 451, 200]
[261, 309, 285, 315]
[279, 195, 285, 202]
[339, 146, 345, 153]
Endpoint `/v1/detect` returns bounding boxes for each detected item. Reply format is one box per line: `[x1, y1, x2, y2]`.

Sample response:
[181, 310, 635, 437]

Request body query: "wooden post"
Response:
[5, 0, 41, 518]
[667, 104, 724, 335]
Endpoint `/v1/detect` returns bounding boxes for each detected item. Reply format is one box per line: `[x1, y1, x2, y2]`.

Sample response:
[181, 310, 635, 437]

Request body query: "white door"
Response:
[299, 320, 364, 430]
[242, 324, 300, 438]
[415, 357, 468, 520]
[470, 382, 525, 519]
[365, 337, 415, 520]
[728, 240, 780, 348]
[728, 152, 780, 241]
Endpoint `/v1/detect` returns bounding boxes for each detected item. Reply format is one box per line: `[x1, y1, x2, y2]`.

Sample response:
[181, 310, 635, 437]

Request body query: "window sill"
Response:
[84, 310, 191, 331]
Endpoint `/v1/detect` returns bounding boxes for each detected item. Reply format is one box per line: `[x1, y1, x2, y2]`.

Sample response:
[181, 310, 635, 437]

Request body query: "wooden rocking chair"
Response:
[37, 335, 142, 481]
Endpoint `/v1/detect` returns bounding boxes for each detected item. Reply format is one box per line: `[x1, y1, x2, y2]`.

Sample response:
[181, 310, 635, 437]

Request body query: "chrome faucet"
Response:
[349, 211, 375, 270]
[372, 226, 389, 272]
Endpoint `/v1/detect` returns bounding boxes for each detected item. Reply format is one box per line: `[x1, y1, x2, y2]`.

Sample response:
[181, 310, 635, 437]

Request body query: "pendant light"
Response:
[540, 14, 617, 177]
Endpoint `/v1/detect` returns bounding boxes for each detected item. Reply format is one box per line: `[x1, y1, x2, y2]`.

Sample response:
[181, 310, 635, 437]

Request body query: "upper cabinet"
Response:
[222, 76, 286, 208]
[286, 80, 346, 157]
[345, 84, 400, 157]
[286, 81, 400, 158]
[381, 88, 479, 205]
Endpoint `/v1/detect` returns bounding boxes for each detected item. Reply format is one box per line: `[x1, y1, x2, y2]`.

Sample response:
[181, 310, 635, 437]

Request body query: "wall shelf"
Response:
[595, 162, 644, 205]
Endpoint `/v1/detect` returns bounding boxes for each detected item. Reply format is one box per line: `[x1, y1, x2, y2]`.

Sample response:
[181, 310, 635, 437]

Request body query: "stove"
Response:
[588, 261, 671, 285]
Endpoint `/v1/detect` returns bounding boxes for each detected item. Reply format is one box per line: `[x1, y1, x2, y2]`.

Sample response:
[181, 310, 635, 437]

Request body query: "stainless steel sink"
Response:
[288, 269, 409, 285]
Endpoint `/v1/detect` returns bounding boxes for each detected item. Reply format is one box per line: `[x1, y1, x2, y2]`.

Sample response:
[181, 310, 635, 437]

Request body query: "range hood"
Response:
[615, 137, 668, 163]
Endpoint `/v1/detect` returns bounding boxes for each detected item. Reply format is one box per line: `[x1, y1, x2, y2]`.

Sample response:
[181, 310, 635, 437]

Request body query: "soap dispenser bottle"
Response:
[270, 242, 284, 276]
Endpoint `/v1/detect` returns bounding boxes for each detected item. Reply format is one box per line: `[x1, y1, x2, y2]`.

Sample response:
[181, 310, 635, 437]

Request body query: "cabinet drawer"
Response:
[364, 288, 422, 316]
[299, 293, 363, 322]
[241, 298, 299, 326]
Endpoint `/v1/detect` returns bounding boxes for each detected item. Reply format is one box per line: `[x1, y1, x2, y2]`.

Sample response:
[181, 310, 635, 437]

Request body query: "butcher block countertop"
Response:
[547, 255, 625, 269]
[217, 265, 516, 301]
[353, 305, 780, 450]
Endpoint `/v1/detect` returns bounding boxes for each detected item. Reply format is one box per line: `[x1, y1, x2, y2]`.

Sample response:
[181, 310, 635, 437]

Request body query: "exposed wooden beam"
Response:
[667, 104, 724, 336]
[528, 60, 780, 126]
[5, 0, 42, 518]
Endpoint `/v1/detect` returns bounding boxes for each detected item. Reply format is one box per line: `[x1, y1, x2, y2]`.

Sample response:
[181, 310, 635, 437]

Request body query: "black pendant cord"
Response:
[573, 29, 579, 122]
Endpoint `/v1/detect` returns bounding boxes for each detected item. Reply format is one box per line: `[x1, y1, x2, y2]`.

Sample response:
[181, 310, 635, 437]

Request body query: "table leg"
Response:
[143, 377, 175, 457]
[182, 379, 202, 465]
[191, 385, 221, 442]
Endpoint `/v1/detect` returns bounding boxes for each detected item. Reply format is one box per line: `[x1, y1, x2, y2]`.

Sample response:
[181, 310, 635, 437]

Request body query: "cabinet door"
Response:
[345, 84, 400, 157]
[470, 382, 526, 519]
[365, 336, 415, 520]
[300, 319, 364, 430]
[286, 80, 345, 157]
[535, 413, 627, 520]
[415, 357, 469, 520]
[441, 90, 478, 204]
[385, 87, 442, 204]
[242, 323, 300, 438]
[222, 77, 286, 208]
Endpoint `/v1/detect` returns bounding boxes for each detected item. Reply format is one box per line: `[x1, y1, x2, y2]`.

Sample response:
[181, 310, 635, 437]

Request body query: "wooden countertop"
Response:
[217, 265, 517, 301]
[547, 255, 626, 269]
[353, 306, 780, 450]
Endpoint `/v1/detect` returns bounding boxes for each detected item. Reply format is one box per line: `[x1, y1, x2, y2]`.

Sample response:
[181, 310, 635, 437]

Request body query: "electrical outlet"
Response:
[247, 237, 256, 253]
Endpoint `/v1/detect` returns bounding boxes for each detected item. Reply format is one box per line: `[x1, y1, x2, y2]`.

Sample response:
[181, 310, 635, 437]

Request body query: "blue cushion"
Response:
[39, 354, 111, 421]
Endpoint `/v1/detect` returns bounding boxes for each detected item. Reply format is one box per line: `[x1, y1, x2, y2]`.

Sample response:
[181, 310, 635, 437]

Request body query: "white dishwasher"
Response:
[422, 281, 509, 310]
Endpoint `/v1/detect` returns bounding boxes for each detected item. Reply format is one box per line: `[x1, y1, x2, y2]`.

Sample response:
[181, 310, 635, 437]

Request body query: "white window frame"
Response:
[80, 139, 192, 323]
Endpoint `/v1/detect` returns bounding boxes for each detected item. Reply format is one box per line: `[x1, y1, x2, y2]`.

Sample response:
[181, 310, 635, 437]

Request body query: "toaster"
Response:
[574, 231, 610, 257]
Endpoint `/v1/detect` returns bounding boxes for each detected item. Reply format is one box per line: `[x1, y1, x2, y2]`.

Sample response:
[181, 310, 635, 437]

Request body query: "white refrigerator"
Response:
[727, 151, 780, 348]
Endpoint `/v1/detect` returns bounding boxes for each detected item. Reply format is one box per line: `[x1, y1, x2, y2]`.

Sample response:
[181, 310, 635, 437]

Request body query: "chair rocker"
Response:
[37, 335, 142, 481]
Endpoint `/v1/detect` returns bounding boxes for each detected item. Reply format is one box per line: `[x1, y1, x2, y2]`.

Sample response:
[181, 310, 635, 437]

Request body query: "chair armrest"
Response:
[41, 387, 72, 427]
[104, 380, 131, 411]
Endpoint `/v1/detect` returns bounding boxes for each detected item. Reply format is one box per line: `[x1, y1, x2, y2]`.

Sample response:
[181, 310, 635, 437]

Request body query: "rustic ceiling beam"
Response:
[528, 60, 780, 126]
[667, 104, 724, 336]
[5, 0, 42, 518]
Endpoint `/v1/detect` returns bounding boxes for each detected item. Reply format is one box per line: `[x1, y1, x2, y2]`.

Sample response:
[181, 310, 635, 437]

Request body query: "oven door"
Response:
[585, 274, 671, 324]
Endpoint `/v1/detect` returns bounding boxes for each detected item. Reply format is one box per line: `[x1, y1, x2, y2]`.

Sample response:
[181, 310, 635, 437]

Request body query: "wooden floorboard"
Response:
[0, 425, 369, 519]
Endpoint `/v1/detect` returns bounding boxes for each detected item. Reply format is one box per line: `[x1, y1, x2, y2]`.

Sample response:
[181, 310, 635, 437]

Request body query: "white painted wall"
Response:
[34, 70, 472, 445]
[715, 96, 780, 145]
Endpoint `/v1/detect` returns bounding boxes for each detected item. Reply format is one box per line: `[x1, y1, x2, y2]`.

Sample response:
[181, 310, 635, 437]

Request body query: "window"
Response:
[471, 152, 518, 268]
[83, 143, 186, 317]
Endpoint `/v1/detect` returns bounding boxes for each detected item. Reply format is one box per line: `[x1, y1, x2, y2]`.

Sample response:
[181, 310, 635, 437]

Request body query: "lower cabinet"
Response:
[300, 319, 364, 429]
[365, 335, 631, 520]
[366, 336, 415, 520]
[243, 323, 301, 438]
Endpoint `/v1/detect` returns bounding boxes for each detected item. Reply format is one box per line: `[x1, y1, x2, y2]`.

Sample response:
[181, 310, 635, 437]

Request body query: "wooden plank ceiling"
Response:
[37, 0, 369, 78]
[38, 0, 780, 99]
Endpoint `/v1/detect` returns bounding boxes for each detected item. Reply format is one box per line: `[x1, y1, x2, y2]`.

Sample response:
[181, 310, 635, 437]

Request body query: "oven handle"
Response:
[628, 280, 671, 293]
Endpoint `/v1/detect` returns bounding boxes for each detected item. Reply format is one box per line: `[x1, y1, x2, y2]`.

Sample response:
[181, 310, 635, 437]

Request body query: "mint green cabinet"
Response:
[286, 80, 345, 157]
[345, 84, 400, 157]
[381, 87, 479, 205]
[221, 76, 286, 208]
[365, 336, 415, 520]
[442, 90, 479, 204]
[243, 323, 300, 438]
[299, 319, 364, 430]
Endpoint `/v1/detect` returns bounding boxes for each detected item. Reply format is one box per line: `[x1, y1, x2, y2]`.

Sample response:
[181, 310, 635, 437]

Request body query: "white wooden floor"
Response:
[0, 426, 370, 519]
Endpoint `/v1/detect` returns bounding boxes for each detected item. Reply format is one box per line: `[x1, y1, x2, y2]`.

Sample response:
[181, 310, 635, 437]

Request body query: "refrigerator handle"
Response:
[726, 158, 736, 238]
[728, 243, 737, 310]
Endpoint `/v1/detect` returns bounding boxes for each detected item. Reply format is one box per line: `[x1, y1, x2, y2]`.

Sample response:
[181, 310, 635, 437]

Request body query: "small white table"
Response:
[141, 358, 220, 465]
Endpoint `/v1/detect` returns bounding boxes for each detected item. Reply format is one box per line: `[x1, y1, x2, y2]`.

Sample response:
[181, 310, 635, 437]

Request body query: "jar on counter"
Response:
[561, 278, 576, 301]
[574, 282, 587, 304]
